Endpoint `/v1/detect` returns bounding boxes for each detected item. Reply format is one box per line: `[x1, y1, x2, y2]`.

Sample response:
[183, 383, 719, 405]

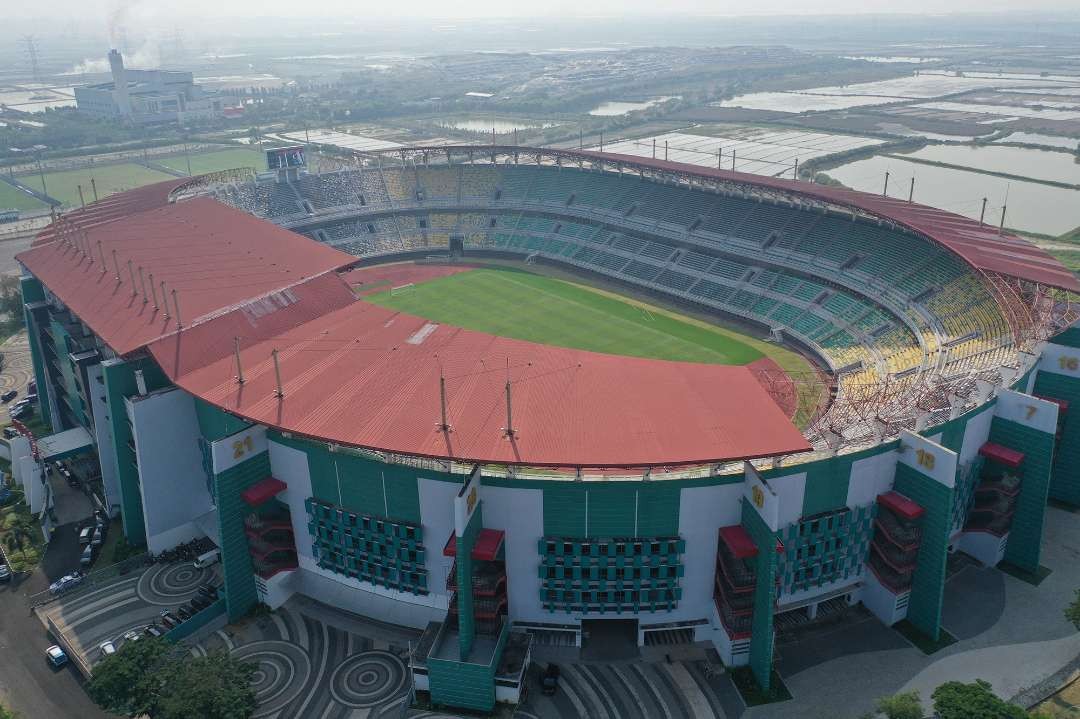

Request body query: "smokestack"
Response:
[108, 49, 131, 117]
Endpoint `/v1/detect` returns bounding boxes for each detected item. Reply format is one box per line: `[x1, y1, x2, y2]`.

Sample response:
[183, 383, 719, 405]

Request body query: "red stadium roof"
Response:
[149, 293, 812, 468]
[17, 197, 356, 355]
[572, 150, 1080, 293]
[33, 178, 188, 245]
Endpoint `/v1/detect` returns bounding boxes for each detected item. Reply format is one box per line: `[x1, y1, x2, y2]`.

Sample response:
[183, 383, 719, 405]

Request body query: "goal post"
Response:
[390, 283, 415, 296]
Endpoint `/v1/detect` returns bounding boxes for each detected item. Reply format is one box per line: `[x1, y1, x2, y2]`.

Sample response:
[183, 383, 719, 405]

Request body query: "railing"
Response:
[27, 552, 149, 608]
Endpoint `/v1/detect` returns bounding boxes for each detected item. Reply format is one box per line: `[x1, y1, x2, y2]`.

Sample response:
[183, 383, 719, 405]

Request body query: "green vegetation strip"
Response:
[368, 267, 763, 364]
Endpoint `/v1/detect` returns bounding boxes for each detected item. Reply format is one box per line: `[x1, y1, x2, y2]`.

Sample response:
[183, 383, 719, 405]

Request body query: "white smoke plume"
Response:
[65, 41, 161, 75]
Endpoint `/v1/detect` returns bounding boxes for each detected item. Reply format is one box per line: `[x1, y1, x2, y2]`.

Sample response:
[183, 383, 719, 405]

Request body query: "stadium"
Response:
[13, 144, 1080, 711]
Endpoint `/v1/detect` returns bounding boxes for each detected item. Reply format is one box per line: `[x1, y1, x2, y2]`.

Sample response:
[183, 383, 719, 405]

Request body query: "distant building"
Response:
[74, 49, 225, 125]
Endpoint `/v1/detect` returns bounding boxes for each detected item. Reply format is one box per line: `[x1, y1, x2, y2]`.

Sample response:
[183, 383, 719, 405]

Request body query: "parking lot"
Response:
[37, 560, 221, 669]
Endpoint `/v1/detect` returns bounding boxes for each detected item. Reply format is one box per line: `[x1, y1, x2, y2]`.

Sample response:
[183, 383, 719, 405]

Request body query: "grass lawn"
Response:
[157, 148, 265, 176]
[21, 163, 175, 208]
[0, 179, 48, 212]
[368, 267, 764, 364]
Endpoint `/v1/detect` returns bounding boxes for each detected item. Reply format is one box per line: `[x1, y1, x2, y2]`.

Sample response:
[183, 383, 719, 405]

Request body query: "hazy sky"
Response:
[18, 0, 1080, 25]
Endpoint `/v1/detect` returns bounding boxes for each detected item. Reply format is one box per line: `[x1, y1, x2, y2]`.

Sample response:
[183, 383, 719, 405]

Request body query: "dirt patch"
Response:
[342, 262, 477, 295]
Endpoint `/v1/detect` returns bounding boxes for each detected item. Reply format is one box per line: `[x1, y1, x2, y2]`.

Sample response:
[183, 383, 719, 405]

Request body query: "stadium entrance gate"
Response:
[580, 618, 639, 660]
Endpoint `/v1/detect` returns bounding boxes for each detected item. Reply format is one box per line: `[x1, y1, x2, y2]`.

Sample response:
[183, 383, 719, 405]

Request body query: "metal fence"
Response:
[27, 552, 150, 608]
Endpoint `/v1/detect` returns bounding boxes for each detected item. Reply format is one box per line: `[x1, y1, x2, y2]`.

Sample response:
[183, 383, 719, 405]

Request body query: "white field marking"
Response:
[554, 665, 590, 718]
[628, 663, 674, 719]
[271, 612, 290, 641]
[610, 663, 655, 719]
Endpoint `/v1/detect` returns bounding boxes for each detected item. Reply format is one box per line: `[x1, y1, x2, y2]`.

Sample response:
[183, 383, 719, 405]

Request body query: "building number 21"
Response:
[232, 435, 255, 459]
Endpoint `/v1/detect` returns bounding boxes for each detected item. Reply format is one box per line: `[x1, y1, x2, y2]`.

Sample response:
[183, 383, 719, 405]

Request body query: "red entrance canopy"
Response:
[877, 491, 924, 521]
[241, 477, 287, 506]
[443, 528, 506, 561]
[718, 525, 759, 559]
[979, 442, 1025, 469]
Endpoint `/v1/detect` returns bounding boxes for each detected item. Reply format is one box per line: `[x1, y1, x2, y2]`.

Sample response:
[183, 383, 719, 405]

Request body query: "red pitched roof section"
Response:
[33, 178, 188, 245]
[718, 525, 759, 559]
[877, 491, 925, 521]
[17, 197, 356, 356]
[579, 150, 1080, 292]
[979, 442, 1025, 469]
[241, 477, 287, 505]
[150, 299, 812, 468]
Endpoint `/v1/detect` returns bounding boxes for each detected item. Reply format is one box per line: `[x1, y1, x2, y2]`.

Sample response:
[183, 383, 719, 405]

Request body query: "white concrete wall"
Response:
[958, 406, 995, 467]
[128, 388, 214, 554]
[860, 571, 908, 626]
[956, 531, 1008, 567]
[419, 477, 461, 610]
[767, 472, 807, 528]
[479, 483, 544, 624]
[269, 439, 448, 629]
[9, 436, 31, 488]
[87, 363, 121, 517]
[674, 483, 745, 625]
[847, 449, 899, 507]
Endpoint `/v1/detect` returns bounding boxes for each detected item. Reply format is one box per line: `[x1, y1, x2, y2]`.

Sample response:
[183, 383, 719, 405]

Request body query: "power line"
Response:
[21, 35, 41, 84]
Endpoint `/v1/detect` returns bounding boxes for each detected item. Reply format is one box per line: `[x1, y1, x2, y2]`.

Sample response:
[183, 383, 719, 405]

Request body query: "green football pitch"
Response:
[367, 267, 769, 365]
[27, 163, 175, 208]
[0, 180, 48, 212]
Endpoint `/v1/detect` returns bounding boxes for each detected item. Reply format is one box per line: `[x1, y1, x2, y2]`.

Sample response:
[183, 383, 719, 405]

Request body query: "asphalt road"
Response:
[0, 521, 112, 718]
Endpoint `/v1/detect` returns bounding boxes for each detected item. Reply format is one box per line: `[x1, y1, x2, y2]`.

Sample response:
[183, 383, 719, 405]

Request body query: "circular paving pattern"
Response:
[328, 650, 408, 708]
[136, 561, 213, 605]
[233, 640, 312, 718]
[0, 334, 33, 394]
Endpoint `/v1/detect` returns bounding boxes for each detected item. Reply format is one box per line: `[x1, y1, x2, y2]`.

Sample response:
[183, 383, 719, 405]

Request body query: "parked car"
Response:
[98, 640, 116, 658]
[122, 629, 142, 644]
[176, 606, 193, 621]
[79, 544, 94, 568]
[78, 526, 93, 545]
[25, 392, 37, 403]
[10, 405, 32, 421]
[541, 663, 560, 695]
[143, 624, 165, 638]
[49, 572, 84, 596]
[0, 564, 11, 582]
[197, 584, 220, 600]
[1, 389, 17, 403]
[189, 594, 212, 611]
[27, 380, 35, 394]
[193, 549, 220, 569]
[91, 527, 103, 547]
[159, 611, 181, 629]
[46, 645, 68, 668]
[2, 427, 18, 439]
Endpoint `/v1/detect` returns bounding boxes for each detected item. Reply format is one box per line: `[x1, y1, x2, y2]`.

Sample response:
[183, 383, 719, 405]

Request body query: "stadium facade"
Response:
[13, 146, 1080, 711]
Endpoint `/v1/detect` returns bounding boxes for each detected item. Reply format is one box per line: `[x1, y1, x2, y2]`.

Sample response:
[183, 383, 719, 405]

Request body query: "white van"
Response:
[193, 549, 220, 569]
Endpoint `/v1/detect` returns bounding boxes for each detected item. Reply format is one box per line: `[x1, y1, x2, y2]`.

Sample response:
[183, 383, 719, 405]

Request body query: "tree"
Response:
[86, 636, 171, 715]
[0, 704, 19, 719]
[875, 690, 923, 719]
[3, 526, 31, 560]
[1067, 588, 1080, 631]
[931, 680, 1026, 719]
[151, 650, 257, 719]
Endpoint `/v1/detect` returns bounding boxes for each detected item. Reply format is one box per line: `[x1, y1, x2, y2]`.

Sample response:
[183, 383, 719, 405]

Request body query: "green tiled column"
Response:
[741, 498, 778, 692]
[892, 463, 953, 641]
[1032, 371, 1080, 507]
[989, 417, 1054, 573]
[214, 450, 269, 620]
[20, 277, 52, 429]
[456, 505, 481, 660]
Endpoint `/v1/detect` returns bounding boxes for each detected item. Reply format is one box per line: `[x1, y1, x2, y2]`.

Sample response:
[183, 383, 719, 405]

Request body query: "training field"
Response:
[157, 148, 266, 176]
[368, 266, 768, 365]
[27, 163, 175, 208]
[0, 181, 47, 212]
